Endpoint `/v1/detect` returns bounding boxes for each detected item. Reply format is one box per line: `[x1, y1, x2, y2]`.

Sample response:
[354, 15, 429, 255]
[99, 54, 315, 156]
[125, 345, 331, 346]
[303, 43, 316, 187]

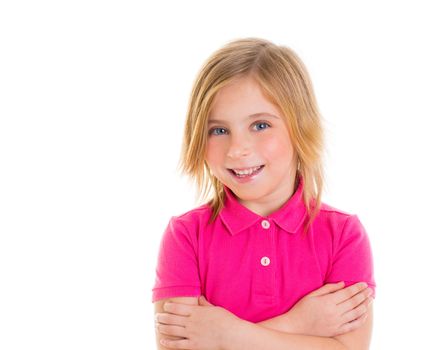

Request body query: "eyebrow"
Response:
[208, 112, 279, 124]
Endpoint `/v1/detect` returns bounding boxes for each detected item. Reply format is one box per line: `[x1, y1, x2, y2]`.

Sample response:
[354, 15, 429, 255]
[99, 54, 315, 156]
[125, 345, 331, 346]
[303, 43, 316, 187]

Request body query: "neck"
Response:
[238, 174, 299, 217]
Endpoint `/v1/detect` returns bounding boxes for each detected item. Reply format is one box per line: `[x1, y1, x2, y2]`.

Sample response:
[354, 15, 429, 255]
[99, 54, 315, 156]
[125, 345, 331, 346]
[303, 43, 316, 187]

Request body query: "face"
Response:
[205, 75, 298, 216]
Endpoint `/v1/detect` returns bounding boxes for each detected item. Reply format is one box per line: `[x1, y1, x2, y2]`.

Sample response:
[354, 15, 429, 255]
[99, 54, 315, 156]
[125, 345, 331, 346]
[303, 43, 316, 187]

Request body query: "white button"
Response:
[261, 256, 270, 266]
[261, 220, 270, 229]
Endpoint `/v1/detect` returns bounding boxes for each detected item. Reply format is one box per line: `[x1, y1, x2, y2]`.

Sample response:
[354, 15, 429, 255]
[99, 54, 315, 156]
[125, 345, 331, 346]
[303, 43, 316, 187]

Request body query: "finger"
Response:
[337, 286, 373, 314]
[336, 311, 368, 335]
[163, 302, 192, 316]
[332, 282, 368, 304]
[309, 282, 345, 297]
[156, 313, 188, 327]
[160, 338, 192, 349]
[341, 295, 373, 324]
[157, 324, 188, 338]
[199, 295, 213, 306]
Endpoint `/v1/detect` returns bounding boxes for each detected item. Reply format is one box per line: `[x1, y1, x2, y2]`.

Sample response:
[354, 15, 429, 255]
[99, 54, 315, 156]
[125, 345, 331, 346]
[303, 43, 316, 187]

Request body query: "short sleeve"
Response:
[325, 215, 377, 298]
[152, 216, 202, 302]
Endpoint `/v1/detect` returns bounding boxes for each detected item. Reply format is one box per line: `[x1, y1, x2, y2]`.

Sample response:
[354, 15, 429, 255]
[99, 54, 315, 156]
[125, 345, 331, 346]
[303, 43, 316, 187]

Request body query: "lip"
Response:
[228, 165, 264, 171]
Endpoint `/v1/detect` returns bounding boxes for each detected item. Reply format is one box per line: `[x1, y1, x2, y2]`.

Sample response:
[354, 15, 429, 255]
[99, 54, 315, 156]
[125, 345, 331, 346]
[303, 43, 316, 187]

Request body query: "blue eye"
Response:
[254, 122, 270, 131]
[209, 127, 227, 136]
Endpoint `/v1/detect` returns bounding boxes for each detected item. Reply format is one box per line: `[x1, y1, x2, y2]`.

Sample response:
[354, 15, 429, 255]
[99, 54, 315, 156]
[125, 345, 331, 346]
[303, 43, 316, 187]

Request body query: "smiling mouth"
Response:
[228, 165, 265, 177]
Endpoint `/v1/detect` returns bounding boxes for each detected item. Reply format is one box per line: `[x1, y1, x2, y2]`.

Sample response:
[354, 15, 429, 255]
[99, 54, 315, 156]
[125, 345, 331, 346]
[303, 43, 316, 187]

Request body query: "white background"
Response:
[1, 0, 435, 349]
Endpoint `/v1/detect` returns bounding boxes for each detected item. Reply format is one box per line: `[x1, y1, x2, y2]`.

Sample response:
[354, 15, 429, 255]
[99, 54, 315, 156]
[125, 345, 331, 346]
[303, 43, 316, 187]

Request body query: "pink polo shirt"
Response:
[152, 175, 376, 323]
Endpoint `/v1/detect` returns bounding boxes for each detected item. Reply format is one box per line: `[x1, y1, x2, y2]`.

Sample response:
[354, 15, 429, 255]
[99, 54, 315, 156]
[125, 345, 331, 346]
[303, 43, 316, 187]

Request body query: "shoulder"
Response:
[174, 203, 212, 220]
[157, 204, 214, 267]
[314, 202, 369, 242]
[170, 203, 213, 228]
[315, 202, 372, 259]
[316, 202, 361, 228]
[162, 203, 214, 240]
[319, 202, 352, 216]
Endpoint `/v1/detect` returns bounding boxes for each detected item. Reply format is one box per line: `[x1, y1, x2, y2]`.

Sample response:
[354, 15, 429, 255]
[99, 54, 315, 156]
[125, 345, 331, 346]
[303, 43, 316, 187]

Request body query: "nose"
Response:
[226, 135, 251, 159]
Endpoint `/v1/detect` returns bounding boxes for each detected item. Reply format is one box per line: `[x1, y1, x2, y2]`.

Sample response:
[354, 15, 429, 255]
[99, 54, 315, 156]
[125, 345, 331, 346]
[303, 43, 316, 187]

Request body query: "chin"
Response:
[233, 188, 265, 200]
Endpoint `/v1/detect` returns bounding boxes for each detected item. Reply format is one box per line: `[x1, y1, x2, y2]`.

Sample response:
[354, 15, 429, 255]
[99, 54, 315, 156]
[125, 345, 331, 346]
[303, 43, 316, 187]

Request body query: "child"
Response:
[152, 37, 376, 349]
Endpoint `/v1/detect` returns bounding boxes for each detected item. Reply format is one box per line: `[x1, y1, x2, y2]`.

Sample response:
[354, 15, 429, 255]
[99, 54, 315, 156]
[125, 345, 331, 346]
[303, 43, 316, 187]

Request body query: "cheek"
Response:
[205, 140, 223, 165]
[260, 135, 293, 161]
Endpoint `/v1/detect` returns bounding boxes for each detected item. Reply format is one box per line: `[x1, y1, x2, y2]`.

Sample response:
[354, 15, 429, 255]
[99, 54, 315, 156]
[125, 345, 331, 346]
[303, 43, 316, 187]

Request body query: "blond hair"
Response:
[177, 37, 325, 236]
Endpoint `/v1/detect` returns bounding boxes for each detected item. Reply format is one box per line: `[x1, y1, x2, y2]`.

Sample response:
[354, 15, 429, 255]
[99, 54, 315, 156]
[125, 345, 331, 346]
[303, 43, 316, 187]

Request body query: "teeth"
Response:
[233, 165, 262, 176]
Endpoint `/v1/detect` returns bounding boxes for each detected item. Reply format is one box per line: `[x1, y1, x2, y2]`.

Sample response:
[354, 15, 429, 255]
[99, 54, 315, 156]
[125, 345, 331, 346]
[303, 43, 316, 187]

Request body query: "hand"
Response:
[287, 281, 374, 337]
[155, 296, 240, 350]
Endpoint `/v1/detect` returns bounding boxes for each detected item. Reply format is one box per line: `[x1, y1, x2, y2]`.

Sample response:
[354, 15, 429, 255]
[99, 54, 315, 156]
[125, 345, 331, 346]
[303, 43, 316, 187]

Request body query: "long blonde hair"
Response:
[177, 37, 325, 236]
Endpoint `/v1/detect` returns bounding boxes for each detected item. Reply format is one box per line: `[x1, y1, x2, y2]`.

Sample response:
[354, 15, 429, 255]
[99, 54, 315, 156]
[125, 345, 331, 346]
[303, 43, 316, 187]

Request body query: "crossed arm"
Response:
[154, 295, 373, 350]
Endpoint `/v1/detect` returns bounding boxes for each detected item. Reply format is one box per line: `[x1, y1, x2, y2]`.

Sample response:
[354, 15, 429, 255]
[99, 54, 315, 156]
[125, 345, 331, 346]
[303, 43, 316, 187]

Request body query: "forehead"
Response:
[208, 76, 281, 120]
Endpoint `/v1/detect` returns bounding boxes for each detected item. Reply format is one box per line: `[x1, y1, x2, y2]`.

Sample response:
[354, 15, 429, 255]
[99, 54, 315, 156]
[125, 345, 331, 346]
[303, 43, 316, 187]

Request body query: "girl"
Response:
[152, 37, 376, 349]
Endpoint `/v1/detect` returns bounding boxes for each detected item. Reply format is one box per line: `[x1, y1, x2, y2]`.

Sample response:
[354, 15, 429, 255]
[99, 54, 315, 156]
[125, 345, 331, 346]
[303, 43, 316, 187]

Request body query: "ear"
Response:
[198, 295, 213, 306]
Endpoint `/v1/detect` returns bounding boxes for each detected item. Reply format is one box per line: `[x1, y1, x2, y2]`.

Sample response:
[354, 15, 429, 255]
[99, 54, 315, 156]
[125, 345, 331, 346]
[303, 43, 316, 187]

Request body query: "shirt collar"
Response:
[219, 174, 307, 236]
